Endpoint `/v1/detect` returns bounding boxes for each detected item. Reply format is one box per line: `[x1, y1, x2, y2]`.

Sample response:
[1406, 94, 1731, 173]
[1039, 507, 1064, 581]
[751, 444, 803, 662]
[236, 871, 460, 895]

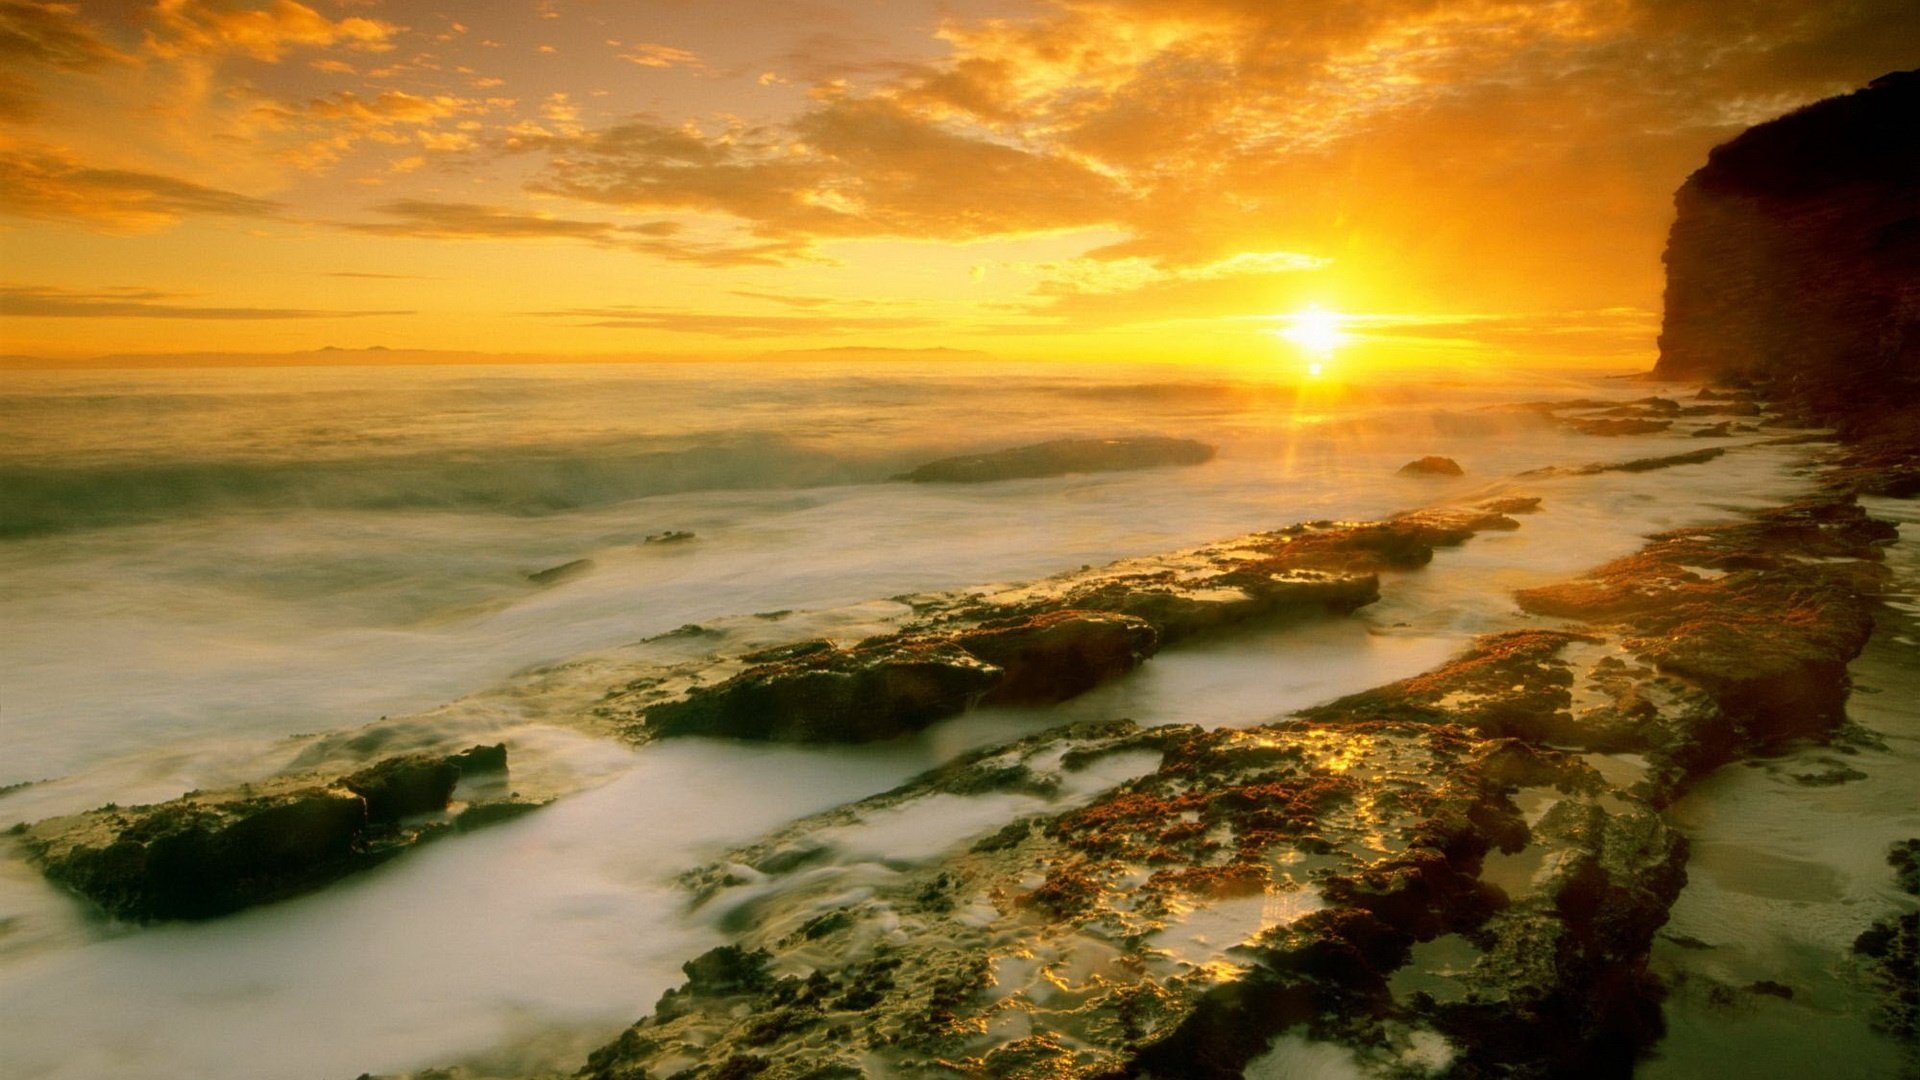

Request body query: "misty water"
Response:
[0, 360, 1908, 1079]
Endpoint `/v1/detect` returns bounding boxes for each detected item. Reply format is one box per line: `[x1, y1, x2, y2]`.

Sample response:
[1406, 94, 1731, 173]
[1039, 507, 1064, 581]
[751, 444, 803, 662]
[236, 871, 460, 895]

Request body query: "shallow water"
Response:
[1643, 495, 1920, 1080]
[0, 360, 1860, 1079]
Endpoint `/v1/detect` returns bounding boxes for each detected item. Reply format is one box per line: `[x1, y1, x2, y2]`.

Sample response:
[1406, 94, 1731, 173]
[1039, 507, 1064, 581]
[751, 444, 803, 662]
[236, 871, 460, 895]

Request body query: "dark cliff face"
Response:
[1654, 70, 1920, 422]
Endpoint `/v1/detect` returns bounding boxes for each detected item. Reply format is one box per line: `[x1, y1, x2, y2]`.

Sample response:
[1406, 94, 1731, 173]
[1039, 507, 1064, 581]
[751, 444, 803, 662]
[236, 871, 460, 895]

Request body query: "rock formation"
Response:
[1654, 69, 1920, 422]
[17, 744, 540, 921]
[1397, 456, 1464, 476]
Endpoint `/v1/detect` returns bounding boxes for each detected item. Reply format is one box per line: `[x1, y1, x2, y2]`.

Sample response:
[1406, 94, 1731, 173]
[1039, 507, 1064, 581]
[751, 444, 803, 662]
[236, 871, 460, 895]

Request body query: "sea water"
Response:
[0, 359, 1850, 1079]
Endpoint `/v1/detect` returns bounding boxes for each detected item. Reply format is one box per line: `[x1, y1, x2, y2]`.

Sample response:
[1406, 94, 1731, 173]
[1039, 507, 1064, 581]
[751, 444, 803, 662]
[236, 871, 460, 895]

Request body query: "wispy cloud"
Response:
[0, 284, 409, 319]
[527, 304, 923, 338]
[0, 146, 282, 229]
[343, 199, 812, 266]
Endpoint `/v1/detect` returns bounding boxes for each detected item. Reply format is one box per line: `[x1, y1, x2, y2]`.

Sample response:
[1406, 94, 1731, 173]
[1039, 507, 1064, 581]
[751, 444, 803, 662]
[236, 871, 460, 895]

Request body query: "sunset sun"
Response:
[1277, 306, 1348, 374]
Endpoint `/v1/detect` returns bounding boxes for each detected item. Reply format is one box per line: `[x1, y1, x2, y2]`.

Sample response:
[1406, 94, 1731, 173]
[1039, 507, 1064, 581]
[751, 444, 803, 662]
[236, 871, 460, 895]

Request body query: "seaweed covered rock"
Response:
[571, 717, 1684, 1080]
[621, 507, 1529, 745]
[895, 436, 1215, 483]
[953, 610, 1159, 706]
[644, 638, 1003, 742]
[20, 745, 536, 921]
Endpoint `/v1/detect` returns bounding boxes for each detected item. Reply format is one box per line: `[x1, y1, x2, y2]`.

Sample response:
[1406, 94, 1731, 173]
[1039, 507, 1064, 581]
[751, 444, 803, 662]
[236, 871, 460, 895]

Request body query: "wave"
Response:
[0, 435, 907, 539]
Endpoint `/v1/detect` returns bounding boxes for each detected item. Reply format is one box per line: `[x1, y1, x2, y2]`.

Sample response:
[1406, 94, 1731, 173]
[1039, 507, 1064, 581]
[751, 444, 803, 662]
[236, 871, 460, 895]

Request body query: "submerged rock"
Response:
[526, 558, 593, 585]
[20, 745, 538, 921]
[895, 436, 1215, 483]
[1571, 417, 1672, 436]
[1398, 455, 1465, 476]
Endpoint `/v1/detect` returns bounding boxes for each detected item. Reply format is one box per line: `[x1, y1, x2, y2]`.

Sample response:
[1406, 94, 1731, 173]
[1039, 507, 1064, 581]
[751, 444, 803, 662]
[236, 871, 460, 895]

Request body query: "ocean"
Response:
[0, 360, 1906, 1080]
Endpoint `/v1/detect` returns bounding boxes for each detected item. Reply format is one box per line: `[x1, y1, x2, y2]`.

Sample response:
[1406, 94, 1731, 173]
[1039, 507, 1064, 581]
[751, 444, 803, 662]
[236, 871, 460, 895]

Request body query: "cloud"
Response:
[347, 198, 618, 240]
[0, 284, 408, 319]
[0, 2, 124, 70]
[252, 88, 492, 169]
[526, 304, 924, 338]
[343, 199, 811, 267]
[144, 0, 396, 62]
[527, 96, 1131, 243]
[0, 145, 282, 229]
[620, 43, 700, 69]
[0, 1, 128, 121]
[502, 0, 1918, 317]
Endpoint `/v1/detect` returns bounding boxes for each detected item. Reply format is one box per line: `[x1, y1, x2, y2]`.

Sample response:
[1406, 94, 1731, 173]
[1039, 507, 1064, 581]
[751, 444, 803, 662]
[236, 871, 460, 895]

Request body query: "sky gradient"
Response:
[2, 0, 1914, 368]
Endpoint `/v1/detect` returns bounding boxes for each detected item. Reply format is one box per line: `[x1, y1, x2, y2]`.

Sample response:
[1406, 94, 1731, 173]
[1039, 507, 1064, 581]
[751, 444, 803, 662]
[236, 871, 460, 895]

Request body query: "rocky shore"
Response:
[524, 445, 1903, 1080]
[3, 70, 1915, 1080]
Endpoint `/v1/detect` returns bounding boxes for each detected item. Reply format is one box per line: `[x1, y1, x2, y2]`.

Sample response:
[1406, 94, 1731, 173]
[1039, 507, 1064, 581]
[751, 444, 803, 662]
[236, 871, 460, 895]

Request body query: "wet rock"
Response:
[20, 746, 534, 921]
[645, 530, 696, 544]
[1398, 456, 1464, 476]
[344, 754, 460, 824]
[1579, 446, 1726, 474]
[1854, 840, 1920, 1057]
[445, 742, 507, 776]
[25, 789, 369, 922]
[895, 436, 1215, 483]
[572, 715, 1678, 1080]
[644, 638, 1003, 742]
[953, 610, 1159, 706]
[1514, 498, 1893, 797]
[1301, 630, 1610, 747]
[1572, 417, 1673, 436]
[526, 558, 593, 585]
[588, 506, 1529, 746]
[452, 799, 544, 831]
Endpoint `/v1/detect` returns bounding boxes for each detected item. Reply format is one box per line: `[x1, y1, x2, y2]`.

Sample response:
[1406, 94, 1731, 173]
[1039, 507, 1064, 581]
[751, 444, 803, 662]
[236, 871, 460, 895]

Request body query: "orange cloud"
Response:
[620, 43, 700, 69]
[529, 97, 1129, 243]
[0, 144, 280, 229]
[144, 0, 396, 62]
[526, 304, 925, 338]
[0, 283, 406, 318]
[343, 199, 809, 266]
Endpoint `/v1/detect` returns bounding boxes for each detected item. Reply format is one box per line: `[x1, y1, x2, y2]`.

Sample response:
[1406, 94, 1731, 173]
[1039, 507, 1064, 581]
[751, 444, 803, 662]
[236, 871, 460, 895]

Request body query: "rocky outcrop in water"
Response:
[1653, 70, 1920, 422]
[553, 474, 1900, 1079]
[895, 436, 1215, 483]
[622, 506, 1525, 743]
[17, 744, 538, 921]
[1398, 456, 1464, 476]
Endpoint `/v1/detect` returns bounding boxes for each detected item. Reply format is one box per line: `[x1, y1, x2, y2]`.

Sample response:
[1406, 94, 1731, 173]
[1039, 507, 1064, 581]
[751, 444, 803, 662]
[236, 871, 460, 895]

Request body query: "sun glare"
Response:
[1276, 305, 1347, 378]
[1280, 306, 1346, 355]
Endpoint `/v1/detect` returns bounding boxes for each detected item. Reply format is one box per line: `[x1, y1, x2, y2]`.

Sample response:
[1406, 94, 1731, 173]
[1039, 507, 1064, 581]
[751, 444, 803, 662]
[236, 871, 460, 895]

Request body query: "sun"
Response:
[1278, 305, 1347, 359]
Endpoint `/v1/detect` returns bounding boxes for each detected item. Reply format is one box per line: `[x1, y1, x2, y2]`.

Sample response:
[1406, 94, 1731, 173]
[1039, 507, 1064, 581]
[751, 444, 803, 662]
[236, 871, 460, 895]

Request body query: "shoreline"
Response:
[3, 387, 1911, 1078]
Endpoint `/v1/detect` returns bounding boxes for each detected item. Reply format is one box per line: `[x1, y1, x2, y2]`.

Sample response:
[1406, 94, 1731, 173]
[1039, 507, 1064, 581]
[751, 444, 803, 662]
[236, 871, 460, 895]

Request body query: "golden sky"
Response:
[1, 0, 1913, 367]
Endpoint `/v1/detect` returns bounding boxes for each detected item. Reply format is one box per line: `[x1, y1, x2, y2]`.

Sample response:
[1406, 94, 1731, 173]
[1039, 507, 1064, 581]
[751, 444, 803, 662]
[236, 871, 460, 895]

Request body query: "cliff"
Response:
[1654, 70, 1920, 423]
